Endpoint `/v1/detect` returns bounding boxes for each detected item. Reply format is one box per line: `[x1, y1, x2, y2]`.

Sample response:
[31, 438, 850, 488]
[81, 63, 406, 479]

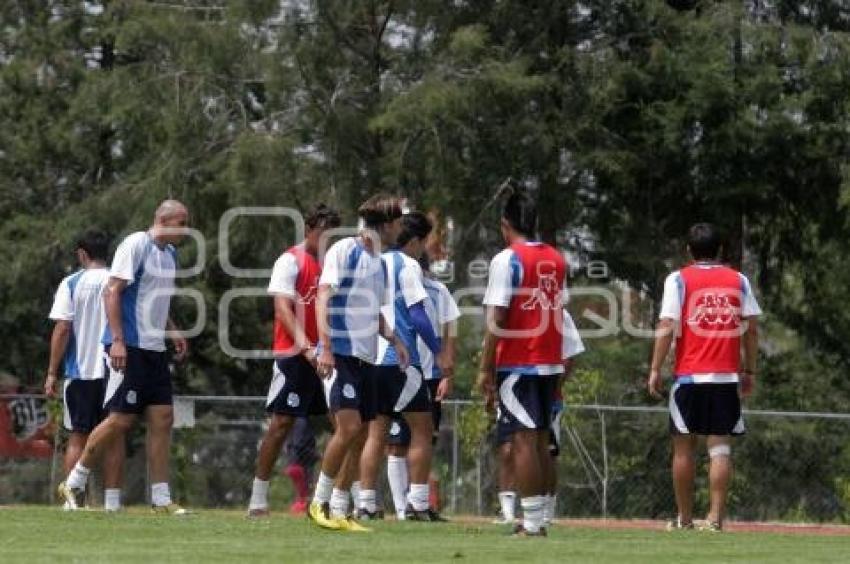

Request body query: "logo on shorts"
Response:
[287, 392, 300, 408]
[342, 384, 356, 399]
[126, 390, 137, 405]
[390, 422, 401, 436]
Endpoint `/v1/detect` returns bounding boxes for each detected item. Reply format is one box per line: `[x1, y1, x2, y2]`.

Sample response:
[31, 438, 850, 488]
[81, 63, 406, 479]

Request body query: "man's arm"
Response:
[45, 321, 72, 397]
[435, 320, 457, 401]
[741, 316, 759, 397]
[315, 284, 334, 378]
[166, 317, 188, 362]
[477, 305, 508, 411]
[647, 318, 676, 398]
[104, 277, 129, 371]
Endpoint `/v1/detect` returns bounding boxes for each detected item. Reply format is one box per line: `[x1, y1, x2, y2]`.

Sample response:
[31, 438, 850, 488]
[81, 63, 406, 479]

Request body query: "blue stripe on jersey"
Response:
[676, 273, 685, 307]
[63, 271, 85, 379]
[328, 242, 363, 356]
[509, 252, 523, 289]
[380, 251, 424, 367]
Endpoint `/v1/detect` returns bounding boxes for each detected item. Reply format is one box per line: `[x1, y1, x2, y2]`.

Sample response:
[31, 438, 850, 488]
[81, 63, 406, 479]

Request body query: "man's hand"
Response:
[394, 338, 410, 370]
[303, 347, 319, 370]
[477, 368, 496, 413]
[740, 371, 755, 398]
[437, 349, 454, 379]
[44, 373, 58, 398]
[317, 348, 335, 379]
[110, 339, 127, 372]
[171, 334, 189, 363]
[647, 369, 664, 400]
[435, 376, 453, 402]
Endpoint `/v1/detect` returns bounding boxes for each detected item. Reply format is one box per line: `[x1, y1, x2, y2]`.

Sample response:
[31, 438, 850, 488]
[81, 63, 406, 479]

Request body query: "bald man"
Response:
[58, 200, 191, 515]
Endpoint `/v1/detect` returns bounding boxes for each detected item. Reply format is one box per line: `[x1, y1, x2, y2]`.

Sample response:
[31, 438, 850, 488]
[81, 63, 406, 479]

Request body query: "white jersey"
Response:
[102, 231, 177, 352]
[562, 310, 585, 360]
[418, 278, 461, 380]
[319, 236, 388, 363]
[48, 268, 110, 380]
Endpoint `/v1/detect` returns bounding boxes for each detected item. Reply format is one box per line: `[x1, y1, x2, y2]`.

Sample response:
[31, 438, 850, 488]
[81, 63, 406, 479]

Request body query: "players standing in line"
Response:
[357, 212, 445, 522]
[308, 194, 408, 532]
[58, 200, 191, 515]
[492, 310, 584, 527]
[477, 191, 567, 537]
[45, 230, 125, 511]
[247, 204, 341, 518]
[648, 223, 761, 532]
[385, 253, 460, 520]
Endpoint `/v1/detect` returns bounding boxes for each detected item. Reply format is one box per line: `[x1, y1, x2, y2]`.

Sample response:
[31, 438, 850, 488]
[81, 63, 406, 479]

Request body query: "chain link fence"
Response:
[3, 393, 850, 523]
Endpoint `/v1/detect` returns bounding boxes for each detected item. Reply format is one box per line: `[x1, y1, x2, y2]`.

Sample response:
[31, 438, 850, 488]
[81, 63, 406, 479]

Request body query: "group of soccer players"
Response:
[47, 189, 761, 537]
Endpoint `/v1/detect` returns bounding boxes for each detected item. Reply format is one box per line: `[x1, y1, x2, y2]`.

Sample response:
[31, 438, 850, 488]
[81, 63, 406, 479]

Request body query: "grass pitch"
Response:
[1, 506, 848, 563]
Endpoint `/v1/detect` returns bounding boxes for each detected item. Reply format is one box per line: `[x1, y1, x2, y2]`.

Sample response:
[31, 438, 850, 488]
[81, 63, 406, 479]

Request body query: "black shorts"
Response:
[496, 372, 554, 441]
[669, 381, 745, 436]
[327, 354, 377, 422]
[374, 364, 431, 416]
[103, 346, 172, 415]
[386, 380, 442, 447]
[63, 379, 107, 433]
[266, 356, 327, 417]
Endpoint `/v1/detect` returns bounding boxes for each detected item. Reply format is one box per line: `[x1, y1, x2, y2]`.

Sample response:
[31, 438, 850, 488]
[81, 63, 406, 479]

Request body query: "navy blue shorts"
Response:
[103, 346, 172, 415]
[327, 355, 377, 422]
[62, 378, 107, 433]
[386, 380, 442, 447]
[266, 356, 327, 417]
[496, 372, 554, 441]
[374, 364, 431, 416]
[669, 381, 745, 436]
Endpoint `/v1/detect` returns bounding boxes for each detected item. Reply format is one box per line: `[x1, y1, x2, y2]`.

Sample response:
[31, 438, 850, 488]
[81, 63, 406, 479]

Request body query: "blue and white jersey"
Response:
[48, 268, 110, 380]
[377, 250, 429, 367]
[561, 310, 585, 360]
[102, 231, 177, 352]
[418, 278, 461, 380]
[319, 236, 388, 363]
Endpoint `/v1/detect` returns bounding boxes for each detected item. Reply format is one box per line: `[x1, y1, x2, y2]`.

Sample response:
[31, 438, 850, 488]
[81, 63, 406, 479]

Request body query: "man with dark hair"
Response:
[59, 200, 191, 515]
[649, 222, 761, 532]
[247, 204, 341, 518]
[308, 194, 409, 532]
[477, 191, 567, 537]
[46, 230, 125, 511]
[357, 211, 446, 521]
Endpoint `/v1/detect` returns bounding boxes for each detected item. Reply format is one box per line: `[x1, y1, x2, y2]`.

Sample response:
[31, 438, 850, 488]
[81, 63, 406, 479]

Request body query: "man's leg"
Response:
[496, 440, 517, 523]
[102, 432, 126, 511]
[312, 409, 363, 516]
[706, 435, 732, 526]
[62, 413, 135, 508]
[64, 432, 88, 475]
[357, 415, 389, 516]
[146, 404, 175, 508]
[513, 429, 546, 532]
[387, 443, 409, 519]
[332, 425, 366, 518]
[671, 434, 698, 525]
[249, 414, 295, 513]
[403, 411, 434, 513]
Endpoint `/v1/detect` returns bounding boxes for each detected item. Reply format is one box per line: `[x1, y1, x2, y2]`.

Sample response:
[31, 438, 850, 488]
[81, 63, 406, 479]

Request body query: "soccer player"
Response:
[45, 230, 125, 511]
[477, 191, 567, 537]
[247, 204, 341, 518]
[358, 212, 446, 522]
[308, 194, 409, 532]
[493, 311, 585, 527]
[385, 252, 460, 520]
[648, 222, 761, 532]
[58, 200, 191, 515]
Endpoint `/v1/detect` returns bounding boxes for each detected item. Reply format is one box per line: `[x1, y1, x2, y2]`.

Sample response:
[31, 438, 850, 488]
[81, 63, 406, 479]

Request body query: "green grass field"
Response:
[1, 507, 849, 563]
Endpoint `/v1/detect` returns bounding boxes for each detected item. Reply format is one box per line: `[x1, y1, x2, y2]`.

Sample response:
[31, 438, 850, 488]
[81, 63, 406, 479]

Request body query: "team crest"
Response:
[287, 392, 301, 408]
[342, 384, 356, 399]
[126, 390, 137, 405]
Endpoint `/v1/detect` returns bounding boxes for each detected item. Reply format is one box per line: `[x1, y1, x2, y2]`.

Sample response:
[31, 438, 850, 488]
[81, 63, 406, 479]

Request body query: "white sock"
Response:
[249, 478, 270, 510]
[104, 489, 121, 512]
[358, 489, 377, 513]
[387, 455, 409, 518]
[312, 472, 334, 505]
[498, 491, 516, 521]
[521, 496, 545, 533]
[407, 483, 429, 512]
[350, 480, 362, 506]
[67, 463, 91, 490]
[330, 487, 350, 518]
[151, 482, 172, 507]
[543, 494, 557, 525]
